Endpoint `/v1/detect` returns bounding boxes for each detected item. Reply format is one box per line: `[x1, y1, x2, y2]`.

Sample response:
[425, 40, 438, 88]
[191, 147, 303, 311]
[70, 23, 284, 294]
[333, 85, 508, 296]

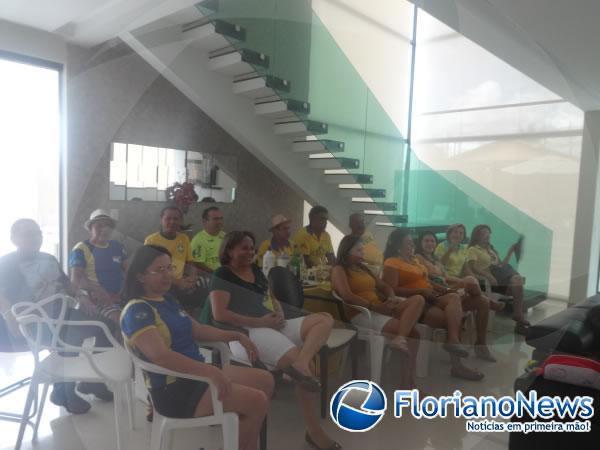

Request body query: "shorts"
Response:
[351, 309, 392, 332]
[490, 264, 519, 292]
[229, 317, 305, 367]
[150, 378, 209, 418]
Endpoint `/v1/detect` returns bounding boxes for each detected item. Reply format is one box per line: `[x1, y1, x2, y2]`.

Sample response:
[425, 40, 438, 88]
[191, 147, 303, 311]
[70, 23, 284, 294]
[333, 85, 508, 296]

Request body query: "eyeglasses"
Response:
[146, 265, 175, 275]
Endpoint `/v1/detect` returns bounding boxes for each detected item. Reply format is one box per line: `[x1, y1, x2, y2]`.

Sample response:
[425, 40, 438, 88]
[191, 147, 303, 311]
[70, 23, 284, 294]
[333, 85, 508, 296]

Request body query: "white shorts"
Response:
[351, 310, 393, 333]
[229, 317, 306, 367]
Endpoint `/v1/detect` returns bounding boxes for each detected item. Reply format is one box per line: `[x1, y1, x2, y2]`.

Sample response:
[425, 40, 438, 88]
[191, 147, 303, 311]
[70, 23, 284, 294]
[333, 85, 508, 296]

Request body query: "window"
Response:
[0, 54, 61, 258]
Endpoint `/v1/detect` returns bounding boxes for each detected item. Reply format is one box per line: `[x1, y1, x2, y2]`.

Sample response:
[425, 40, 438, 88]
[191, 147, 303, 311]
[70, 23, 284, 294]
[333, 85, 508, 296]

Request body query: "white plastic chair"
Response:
[11, 294, 134, 450]
[126, 345, 239, 450]
[331, 291, 395, 383]
[332, 292, 475, 379]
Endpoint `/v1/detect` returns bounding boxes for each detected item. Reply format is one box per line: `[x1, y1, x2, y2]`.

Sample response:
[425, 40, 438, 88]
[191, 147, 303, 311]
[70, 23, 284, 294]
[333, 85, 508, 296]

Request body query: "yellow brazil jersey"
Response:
[434, 242, 468, 278]
[256, 239, 293, 267]
[360, 231, 383, 266]
[292, 226, 334, 267]
[144, 232, 192, 279]
[465, 245, 499, 273]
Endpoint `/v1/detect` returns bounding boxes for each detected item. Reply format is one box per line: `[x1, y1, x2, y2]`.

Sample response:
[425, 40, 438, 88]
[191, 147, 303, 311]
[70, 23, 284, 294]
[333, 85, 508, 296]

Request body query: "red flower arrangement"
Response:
[165, 182, 199, 214]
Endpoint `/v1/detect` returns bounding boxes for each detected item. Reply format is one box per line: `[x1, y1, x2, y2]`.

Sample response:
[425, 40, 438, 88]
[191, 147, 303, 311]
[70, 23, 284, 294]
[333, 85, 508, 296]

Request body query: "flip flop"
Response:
[451, 365, 484, 381]
[305, 432, 342, 450]
[282, 366, 321, 392]
[443, 342, 469, 358]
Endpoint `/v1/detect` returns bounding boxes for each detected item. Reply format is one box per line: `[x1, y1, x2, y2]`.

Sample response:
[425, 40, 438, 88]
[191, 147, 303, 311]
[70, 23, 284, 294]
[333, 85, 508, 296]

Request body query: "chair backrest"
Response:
[269, 266, 304, 309]
[12, 294, 118, 362]
[124, 343, 224, 417]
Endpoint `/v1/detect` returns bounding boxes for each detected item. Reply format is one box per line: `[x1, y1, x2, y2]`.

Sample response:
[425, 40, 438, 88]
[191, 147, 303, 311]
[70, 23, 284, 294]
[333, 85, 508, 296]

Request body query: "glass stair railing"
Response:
[193, 0, 408, 224]
[181, 0, 549, 294]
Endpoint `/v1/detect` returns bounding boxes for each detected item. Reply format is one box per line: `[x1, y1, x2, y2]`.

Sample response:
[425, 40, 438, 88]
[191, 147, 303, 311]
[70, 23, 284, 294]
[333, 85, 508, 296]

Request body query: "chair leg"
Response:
[369, 336, 385, 384]
[351, 339, 359, 379]
[259, 417, 267, 450]
[32, 383, 49, 441]
[113, 387, 123, 450]
[149, 417, 162, 450]
[125, 381, 135, 430]
[222, 413, 239, 450]
[319, 348, 329, 419]
[14, 381, 37, 450]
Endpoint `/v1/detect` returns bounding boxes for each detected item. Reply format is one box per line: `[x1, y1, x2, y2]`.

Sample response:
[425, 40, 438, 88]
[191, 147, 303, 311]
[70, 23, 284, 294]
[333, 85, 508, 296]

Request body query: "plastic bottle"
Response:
[290, 248, 301, 278]
[262, 249, 276, 277]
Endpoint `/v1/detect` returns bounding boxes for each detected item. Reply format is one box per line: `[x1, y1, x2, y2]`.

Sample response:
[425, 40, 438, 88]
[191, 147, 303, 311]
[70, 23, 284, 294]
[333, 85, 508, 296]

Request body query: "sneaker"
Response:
[77, 382, 114, 401]
[50, 382, 91, 414]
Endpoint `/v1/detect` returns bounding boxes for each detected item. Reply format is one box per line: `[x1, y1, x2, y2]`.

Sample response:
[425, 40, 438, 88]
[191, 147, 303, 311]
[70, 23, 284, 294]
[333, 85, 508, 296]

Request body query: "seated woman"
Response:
[204, 231, 341, 450]
[381, 228, 485, 381]
[331, 235, 424, 388]
[416, 231, 500, 361]
[465, 224, 528, 335]
[121, 245, 273, 450]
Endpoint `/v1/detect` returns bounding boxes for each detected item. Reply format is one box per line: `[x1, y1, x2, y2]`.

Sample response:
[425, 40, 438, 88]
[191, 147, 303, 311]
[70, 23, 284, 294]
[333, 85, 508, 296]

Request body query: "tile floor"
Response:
[0, 299, 567, 450]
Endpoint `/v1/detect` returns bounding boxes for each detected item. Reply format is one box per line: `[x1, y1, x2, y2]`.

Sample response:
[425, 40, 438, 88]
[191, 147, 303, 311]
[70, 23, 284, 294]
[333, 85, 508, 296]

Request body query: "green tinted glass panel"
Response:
[396, 153, 551, 293]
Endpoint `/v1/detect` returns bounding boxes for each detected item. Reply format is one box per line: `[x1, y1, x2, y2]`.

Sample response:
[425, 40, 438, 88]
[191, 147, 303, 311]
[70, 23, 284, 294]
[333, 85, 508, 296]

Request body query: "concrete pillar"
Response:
[569, 111, 600, 305]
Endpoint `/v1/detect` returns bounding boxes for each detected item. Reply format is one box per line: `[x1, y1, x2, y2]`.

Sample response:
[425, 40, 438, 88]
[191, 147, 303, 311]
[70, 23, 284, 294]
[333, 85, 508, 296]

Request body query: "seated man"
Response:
[256, 214, 293, 267]
[292, 205, 335, 268]
[191, 206, 225, 273]
[348, 213, 383, 266]
[69, 209, 127, 325]
[146, 206, 206, 313]
[0, 219, 113, 414]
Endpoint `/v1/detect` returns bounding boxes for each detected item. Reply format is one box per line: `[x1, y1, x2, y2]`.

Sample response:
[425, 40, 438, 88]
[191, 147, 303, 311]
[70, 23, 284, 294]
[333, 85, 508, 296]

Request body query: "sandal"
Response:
[305, 432, 342, 450]
[474, 345, 497, 362]
[514, 322, 529, 336]
[450, 365, 484, 381]
[282, 366, 321, 393]
[442, 342, 469, 358]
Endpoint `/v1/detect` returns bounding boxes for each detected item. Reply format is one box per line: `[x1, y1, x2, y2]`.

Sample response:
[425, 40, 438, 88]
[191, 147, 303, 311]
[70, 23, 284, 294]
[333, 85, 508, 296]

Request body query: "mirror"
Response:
[109, 143, 237, 203]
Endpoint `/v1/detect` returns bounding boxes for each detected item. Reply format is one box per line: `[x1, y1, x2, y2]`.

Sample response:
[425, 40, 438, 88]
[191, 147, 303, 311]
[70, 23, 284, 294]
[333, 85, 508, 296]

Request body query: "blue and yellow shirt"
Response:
[120, 295, 204, 388]
[69, 240, 126, 294]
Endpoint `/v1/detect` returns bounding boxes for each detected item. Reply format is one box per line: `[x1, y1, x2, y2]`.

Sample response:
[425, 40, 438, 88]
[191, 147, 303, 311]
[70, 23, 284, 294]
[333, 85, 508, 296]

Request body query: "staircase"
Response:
[119, 0, 408, 229]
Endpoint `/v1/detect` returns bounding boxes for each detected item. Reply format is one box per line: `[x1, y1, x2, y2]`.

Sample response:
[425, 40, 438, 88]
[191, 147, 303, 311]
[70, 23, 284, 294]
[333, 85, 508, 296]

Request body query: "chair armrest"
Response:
[304, 293, 349, 322]
[129, 353, 226, 416]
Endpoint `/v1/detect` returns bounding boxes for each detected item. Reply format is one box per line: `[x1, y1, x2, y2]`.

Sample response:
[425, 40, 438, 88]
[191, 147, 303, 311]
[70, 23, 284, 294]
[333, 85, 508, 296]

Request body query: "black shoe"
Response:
[77, 382, 114, 401]
[50, 382, 91, 414]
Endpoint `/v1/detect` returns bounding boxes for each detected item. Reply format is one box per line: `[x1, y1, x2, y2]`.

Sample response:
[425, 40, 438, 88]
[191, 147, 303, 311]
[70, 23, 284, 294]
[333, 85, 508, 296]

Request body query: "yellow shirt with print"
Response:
[292, 227, 334, 267]
[144, 232, 192, 279]
[435, 242, 468, 278]
[465, 245, 499, 273]
[256, 239, 293, 268]
[360, 231, 383, 266]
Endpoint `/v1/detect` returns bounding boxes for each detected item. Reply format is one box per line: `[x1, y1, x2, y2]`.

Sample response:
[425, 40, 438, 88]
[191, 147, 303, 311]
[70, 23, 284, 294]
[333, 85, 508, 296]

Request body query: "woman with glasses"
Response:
[121, 245, 273, 450]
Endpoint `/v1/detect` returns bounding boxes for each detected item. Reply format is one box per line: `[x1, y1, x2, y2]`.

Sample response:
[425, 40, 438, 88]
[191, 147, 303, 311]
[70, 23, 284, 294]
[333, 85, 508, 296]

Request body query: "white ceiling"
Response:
[0, 0, 200, 46]
[411, 0, 600, 111]
[1, 0, 599, 111]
